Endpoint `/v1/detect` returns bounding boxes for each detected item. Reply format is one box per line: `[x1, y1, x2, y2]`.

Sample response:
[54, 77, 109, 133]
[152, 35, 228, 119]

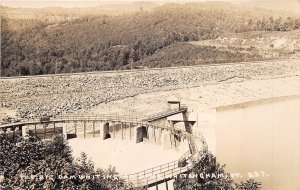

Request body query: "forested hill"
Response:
[1, 2, 300, 76]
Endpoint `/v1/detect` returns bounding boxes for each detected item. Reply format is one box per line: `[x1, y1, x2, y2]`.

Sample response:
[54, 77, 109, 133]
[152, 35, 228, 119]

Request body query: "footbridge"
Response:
[142, 105, 188, 122]
[0, 114, 208, 189]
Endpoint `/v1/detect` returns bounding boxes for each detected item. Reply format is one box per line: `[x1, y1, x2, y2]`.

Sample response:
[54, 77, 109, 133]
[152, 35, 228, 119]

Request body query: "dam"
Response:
[1, 94, 300, 189]
[0, 102, 207, 189]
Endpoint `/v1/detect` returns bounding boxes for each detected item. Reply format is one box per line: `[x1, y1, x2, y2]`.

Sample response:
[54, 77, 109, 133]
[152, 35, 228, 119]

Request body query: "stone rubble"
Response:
[0, 59, 299, 122]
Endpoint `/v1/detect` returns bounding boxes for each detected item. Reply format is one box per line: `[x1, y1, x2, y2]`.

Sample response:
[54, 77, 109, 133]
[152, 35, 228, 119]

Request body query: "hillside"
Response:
[0, 2, 157, 19]
[1, 2, 300, 76]
[137, 42, 263, 68]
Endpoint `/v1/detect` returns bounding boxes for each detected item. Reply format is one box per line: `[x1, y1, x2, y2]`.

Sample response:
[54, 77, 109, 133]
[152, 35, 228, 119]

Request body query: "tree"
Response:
[174, 152, 234, 190]
[0, 134, 131, 190]
[235, 179, 262, 190]
[174, 152, 262, 190]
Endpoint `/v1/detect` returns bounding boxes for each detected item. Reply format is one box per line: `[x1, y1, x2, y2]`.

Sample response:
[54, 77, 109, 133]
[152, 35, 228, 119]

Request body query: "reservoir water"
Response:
[216, 95, 300, 190]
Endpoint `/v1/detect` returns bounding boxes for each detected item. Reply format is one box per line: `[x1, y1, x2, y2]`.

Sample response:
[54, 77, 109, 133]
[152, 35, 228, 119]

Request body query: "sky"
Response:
[0, 0, 255, 8]
[1, 0, 299, 10]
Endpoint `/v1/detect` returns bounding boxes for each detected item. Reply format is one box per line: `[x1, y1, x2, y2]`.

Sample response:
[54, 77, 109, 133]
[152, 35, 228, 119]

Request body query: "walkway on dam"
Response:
[142, 106, 188, 122]
[0, 114, 207, 189]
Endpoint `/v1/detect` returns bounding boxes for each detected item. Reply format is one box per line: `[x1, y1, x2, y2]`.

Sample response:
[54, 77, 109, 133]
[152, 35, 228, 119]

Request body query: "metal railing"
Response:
[179, 150, 191, 162]
[57, 114, 142, 123]
[142, 106, 188, 122]
[123, 159, 193, 187]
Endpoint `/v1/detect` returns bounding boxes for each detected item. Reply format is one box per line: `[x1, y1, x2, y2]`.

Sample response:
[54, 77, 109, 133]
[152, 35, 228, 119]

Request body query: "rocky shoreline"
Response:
[1, 59, 299, 122]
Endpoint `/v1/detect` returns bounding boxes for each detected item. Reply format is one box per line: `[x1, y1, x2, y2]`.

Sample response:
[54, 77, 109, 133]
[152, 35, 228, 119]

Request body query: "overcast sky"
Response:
[1, 0, 299, 9]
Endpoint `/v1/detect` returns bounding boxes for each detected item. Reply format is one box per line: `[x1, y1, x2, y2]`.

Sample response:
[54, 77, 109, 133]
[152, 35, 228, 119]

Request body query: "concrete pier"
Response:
[22, 126, 28, 137]
[147, 127, 156, 144]
[161, 131, 172, 150]
[154, 128, 162, 145]
[100, 122, 109, 140]
[161, 131, 180, 150]
[62, 123, 67, 140]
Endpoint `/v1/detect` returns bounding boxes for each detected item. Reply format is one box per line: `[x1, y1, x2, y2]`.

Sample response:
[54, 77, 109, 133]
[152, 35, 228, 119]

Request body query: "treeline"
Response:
[241, 16, 300, 32]
[0, 135, 131, 189]
[1, 2, 156, 19]
[138, 42, 263, 68]
[173, 151, 262, 190]
[1, 3, 300, 76]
